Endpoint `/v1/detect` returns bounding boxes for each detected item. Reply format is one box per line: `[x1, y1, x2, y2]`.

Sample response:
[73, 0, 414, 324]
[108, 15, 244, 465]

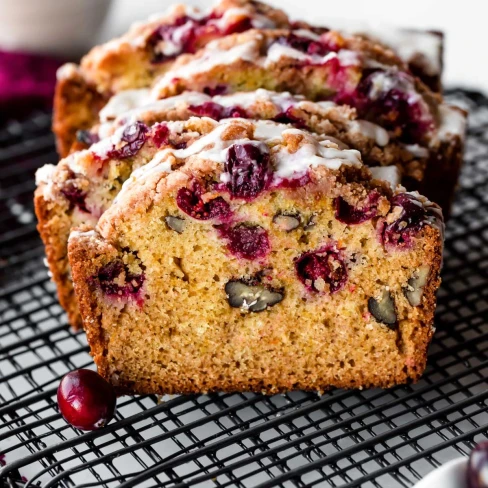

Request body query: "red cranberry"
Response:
[224, 143, 271, 200]
[325, 56, 356, 94]
[57, 369, 116, 431]
[337, 69, 434, 143]
[467, 442, 488, 488]
[151, 123, 170, 148]
[148, 16, 200, 63]
[148, 11, 254, 63]
[334, 192, 379, 225]
[272, 173, 311, 189]
[148, 11, 256, 64]
[122, 121, 148, 143]
[222, 16, 253, 35]
[381, 193, 433, 250]
[295, 245, 347, 293]
[60, 182, 89, 213]
[272, 107, 308, 129]
[107, 121, 149, 159]
[176, 181, 231, 220]
[203, 85, 227, 97]
[189, 101, 224, 120]
[95, 260, 145, 302]
[216, 224, 270, 260]
[275, 33, 333, 58]
[189, 102, 248, 121]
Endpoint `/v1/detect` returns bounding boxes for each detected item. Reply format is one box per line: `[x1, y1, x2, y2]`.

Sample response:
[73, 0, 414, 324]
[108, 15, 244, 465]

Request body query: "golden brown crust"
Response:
[421, 133, 464, 219]
[69, 230, 114, 359]
[53, 68, 108, 158]
[34, 190, 84, 329]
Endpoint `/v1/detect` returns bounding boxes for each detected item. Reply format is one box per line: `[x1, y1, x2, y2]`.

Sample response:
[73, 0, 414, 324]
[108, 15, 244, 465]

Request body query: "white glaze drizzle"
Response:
[35, 164, 57, 200]
[367, 70, 401, 99]
[349, 120, 389, 147]
[438, 105, 467, 140]
[56, 63, 79, 81]
[333, 20, 442, 76]
[253, 120, 289, 140]
[157, 37, 261, 84]
[265, 43, 357, 68]
[35, 164, 56, 185]
[90, 138, 117, 160]
[159, 20, 195, 56]
[265, 43, 312, 64]
[273, 132, 361, 180]
[291, 29, 321, 41]
[117, 119, 363, 199]
[122, 92, 212, 122]
[67, 124, 130, 176]
[100, 89, 152, 122]
[101, 88, 388, 148]
[153, 28, 363, 91]
[214, 89, 299, 110]
[369, 166, 400, 189]
[402, 144, 429, 159]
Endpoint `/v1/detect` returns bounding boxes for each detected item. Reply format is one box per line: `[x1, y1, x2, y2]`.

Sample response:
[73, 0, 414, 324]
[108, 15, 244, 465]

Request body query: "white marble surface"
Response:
[98, 0, 488, 94]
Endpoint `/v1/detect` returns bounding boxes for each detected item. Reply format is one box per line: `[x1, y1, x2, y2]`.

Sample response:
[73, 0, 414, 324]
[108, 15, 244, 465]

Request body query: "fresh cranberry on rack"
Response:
[57, 369, 116, 431]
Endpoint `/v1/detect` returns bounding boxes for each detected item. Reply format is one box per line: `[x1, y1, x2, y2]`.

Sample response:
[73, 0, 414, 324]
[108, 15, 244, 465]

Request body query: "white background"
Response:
[100, 0, 488, 94]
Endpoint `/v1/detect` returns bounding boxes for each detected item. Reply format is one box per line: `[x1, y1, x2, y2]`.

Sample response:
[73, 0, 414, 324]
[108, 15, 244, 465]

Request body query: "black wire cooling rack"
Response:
[0, 89, 487, 488]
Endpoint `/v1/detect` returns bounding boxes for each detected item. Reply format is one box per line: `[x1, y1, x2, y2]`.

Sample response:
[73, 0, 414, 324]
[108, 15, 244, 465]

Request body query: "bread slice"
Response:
[81, 88, 432, 182]
[68, 118, 443, 394]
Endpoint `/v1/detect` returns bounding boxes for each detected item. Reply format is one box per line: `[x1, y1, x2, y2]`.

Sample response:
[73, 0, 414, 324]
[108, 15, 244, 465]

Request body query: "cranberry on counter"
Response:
[57, 369, 116, 431]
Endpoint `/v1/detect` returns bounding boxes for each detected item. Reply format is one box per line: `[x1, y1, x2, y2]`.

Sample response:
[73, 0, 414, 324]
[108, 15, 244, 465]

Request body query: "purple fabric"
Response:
[0, 50, 65, 121]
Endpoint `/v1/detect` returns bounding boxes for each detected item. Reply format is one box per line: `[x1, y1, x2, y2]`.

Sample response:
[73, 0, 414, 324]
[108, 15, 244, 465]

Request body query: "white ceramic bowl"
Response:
[0, 0, 112, 57]
[413, 458, 468, 488]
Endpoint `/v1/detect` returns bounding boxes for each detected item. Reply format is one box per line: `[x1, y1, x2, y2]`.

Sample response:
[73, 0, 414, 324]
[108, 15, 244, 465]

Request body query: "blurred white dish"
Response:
[413, 458, 467, 488]
[0, 0, 112, 56]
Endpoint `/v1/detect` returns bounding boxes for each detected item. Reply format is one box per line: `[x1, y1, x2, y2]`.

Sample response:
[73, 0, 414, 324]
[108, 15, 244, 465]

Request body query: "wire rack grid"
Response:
[0, 89, 487, 488]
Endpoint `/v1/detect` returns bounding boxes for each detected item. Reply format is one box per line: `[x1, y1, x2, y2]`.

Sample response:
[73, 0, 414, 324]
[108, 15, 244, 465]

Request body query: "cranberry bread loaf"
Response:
[53, 0, 289, 157]
[68, 118, 444, 394]
[36, 107, 404, 329]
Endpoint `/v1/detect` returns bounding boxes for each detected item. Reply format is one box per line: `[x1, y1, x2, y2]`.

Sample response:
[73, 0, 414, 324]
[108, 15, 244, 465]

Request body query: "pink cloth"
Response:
[0, 50, 65, 121]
